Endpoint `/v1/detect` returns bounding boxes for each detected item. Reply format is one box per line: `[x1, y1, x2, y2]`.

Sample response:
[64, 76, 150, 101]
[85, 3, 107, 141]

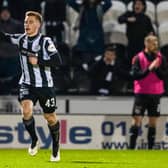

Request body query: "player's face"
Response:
[146, 37, 159, 53]
[24, 15, 41, 37]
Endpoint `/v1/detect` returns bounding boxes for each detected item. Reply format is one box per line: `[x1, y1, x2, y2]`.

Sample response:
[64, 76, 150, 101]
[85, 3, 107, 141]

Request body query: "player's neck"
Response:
[28, 33, 40, 41]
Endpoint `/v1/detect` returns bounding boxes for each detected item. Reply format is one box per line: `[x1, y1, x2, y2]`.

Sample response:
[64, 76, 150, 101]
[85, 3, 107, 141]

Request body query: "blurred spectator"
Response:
[44, 0, 66, 44]
[67, 0, 112, 68]
[0, 0, 42, 22]
[89, 46, 127, 95]
[118, 0, 154, 65]
[0, 7, 23, 94]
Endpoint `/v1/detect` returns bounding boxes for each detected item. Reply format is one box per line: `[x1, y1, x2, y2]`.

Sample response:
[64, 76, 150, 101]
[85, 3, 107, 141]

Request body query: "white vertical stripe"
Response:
[33, 66, 43, 87]
[44, 67, 53, 87]
[43, 38, 49, 60]
[19, 74, 24, 85]
[22, 56, 31, 84]
[32, 34, 42, 52]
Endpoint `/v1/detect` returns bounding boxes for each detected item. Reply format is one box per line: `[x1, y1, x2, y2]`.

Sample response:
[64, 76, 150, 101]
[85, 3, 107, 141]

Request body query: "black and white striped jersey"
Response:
[4, 33, 62, 87]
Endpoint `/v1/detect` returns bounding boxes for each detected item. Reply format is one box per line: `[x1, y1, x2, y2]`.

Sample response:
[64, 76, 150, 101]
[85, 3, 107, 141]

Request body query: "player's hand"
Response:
[127, 17, 136, 22]
[148, 58, 160, 71]
[28, 55, 38, 65]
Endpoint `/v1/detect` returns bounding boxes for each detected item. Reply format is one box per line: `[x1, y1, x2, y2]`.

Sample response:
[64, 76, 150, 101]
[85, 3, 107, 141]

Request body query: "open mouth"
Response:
[25, 28, 30, 32]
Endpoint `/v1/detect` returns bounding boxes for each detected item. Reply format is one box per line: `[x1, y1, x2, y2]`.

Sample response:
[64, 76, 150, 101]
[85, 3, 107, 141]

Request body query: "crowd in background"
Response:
[0, 0, 168, 96]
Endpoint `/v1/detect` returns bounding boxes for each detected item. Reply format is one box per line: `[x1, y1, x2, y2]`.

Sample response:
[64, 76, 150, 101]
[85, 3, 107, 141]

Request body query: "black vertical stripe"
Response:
[27, 40, 36, 85]
[65, 99, 69, 114]
[39, 36, 48, 86]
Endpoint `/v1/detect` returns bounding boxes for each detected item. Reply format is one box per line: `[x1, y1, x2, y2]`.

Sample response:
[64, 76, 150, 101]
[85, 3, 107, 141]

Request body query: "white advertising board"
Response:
[0, 96, 168, 114]
[0, 96, 66, 114]
[0, 115, 168, 149]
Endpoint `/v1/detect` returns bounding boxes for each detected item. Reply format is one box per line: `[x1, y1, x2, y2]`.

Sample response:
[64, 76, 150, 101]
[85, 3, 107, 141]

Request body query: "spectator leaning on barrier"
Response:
[118, 0, 154, 66]
[129, 35, 168, 149]
[89, 45, 129, 95]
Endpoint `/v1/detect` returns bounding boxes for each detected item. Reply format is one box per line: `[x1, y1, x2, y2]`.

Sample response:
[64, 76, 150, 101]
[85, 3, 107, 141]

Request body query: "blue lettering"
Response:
[116, 122, 126, 136]
[0, 126, 13, 143]
[37, 127, 51, 148]
[15, 123, 31, 144]
[102, 121, 114, 136]
[70, 127, 92, 144]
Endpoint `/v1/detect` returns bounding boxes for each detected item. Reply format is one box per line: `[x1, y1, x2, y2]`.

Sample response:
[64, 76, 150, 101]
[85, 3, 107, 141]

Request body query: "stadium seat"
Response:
[156, 1, 168, 25]
[127, 1, 156, 23]
[103, 0, 126, 23]
[158, 22, 168, 48]
[66, 5, 79, 47]
[103, 21, 128, 46]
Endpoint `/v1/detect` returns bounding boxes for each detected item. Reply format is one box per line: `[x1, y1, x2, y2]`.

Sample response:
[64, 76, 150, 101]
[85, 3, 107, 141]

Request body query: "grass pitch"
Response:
[0, 149, 167, 168]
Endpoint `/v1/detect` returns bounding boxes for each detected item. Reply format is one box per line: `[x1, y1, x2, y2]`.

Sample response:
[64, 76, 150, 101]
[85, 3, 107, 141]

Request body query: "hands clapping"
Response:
[148, 57, 160, 71]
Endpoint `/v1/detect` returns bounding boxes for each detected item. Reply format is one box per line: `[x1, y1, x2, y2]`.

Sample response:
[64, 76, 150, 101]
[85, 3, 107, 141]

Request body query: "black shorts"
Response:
[132, 94, 161, 117]
[18, 84, 57, 113]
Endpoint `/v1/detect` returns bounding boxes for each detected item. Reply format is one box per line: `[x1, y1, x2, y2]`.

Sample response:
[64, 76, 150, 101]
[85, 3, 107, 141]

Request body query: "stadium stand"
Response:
[103, 0, 126, 23]
[158, 22, 168, 48]
[1, 0, 168, 95]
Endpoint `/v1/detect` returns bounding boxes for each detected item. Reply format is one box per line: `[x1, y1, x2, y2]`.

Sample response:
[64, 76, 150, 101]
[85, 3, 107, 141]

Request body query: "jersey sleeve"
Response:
[0, 31, 23, 45]
[38, 37, 62, 67]
[44, 38, 58, 57]
[9, 33, 23, 45]
[130, 55, 150, 80]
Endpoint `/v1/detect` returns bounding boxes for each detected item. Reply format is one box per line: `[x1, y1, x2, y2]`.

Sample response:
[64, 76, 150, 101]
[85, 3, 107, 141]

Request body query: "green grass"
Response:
[0, 149, 168, 168]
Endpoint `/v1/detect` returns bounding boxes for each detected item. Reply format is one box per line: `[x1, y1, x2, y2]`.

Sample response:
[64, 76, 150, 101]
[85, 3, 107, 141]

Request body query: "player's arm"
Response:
[38, 38, 62, 67]
[118, 12, 133, 24]
[0, 31, 22, 45]
[0, 31, 11, 43]
[129, 56, 150, 80]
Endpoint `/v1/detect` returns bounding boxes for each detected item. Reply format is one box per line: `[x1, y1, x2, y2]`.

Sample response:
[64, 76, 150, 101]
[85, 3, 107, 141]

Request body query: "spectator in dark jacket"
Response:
[89, 46, 127, 95]
[67, 0, 112, 67]
[118, 0, 154, 65]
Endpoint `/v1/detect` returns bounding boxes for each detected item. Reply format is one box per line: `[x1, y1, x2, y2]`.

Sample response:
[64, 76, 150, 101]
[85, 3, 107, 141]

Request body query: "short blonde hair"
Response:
[25, 11, 43, 24]
[145, 34, 158, 43]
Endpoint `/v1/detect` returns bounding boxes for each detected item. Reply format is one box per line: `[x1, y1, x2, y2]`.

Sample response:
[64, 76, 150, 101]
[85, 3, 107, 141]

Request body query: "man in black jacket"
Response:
[89, 46, 127, 95]
[118, 0, 154, 65]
